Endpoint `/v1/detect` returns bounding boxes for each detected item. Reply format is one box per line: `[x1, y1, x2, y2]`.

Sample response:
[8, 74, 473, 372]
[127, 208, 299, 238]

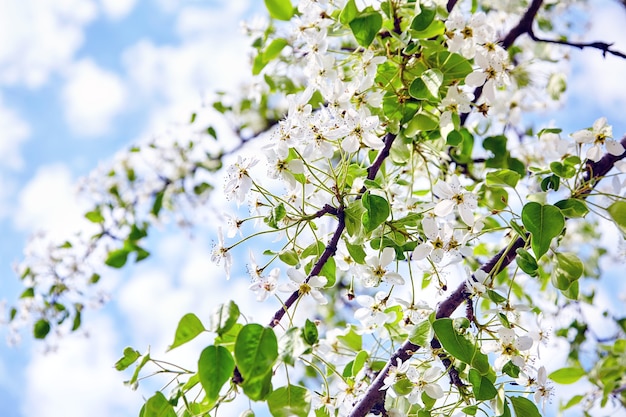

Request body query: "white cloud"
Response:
[100, 0, 137, 20]
[0, 94, 30, 171]
[61, 59, 127, 137]
[14, 164, 89, 236]
[22, 315, 143, 417]
[0, 0, 97, 88]
[121, 3, 253, 131]
[568, 2, 626, 119]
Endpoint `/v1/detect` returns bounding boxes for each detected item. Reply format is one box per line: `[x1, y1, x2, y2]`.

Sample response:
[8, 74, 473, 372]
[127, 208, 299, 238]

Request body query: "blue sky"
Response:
[0, 1, 625, 416]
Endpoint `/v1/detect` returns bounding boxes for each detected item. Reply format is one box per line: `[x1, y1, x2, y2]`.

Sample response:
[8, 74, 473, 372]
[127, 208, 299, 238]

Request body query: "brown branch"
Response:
[349, 137, 626, 417]
[269, 133, 397, 328]
[529, 32, 626, 60]
[269, 208, 345, 328]
[500, 0, 544, 49]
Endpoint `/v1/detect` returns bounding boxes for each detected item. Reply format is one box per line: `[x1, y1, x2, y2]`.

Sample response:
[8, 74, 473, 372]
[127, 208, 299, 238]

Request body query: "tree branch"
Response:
[528, 31, 626, 60]
[348, 138, 626, 417]
[269, 133, 397, 328]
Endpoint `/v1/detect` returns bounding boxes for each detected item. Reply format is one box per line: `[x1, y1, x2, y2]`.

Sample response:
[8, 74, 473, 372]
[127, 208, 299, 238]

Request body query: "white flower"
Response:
[358, 247, 405, 287]
[354, 291, 393, 328]
[210, 227, 232, 279]
[380, 358, 411, 392]
[224, 156, 258, 205]
[412, 217, 451, 263]
[432, 176, 477, 226]
[465, 48, 510, 102]
[338, 108, 383, 152]
[281, 269, 328, 305]
[481, 327, 533, 371]
[248, 266, 279, 302]
[406, 366, 445, 402]
[571, 117, 625, 162]
[533, 366, 554, 412]
[440, 86, 473, 138]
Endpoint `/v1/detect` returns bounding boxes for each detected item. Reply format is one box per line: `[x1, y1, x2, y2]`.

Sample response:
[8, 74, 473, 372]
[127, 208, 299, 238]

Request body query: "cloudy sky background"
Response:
[0, 1, 625, 416]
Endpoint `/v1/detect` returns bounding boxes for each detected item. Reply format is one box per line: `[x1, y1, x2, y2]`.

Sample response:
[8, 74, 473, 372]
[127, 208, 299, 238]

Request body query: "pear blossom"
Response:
[571, 117, 625, 162]
[224, 156, 258, 205]
[412, 217, 452, 263]
[210, 227, 232, 278]
[406, 366, 445, 402]
[482, 327, 533, 370]
[354, 291, 394, 328]
[380, 358, 412, 392]
[432, 176, 477, 226]
[358, 247, 405, 287]
[281, 268, 328, 305]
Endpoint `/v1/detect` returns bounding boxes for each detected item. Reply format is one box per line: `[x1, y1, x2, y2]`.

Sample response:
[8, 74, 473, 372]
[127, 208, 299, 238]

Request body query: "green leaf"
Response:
[409, 320, 433, 347]
[71, 307, 82, 331]
[502, 361, 521, 378]
[426, 51, 473, 83]
[20, 287, 34, 298]
[338, 326, 362, 351]
[549, 367, 586, 384]
[210, 301, 240, 337]
[485, 169, 521, 188]
[235, 324, 278, 400]
[515, 248, 538, 277]
[509, 396, 541, 417]
[344, 200, 365, 237]
[409, 79, 431, 100]
[115, 347, 141, 371]
[152, 190, 164, 216]
[265, 203, 287, 229]
[447, 130, 463, 146]
[406, 112, 439, 132]
[432, 318, 490, 374]
[206, 126, 217, 139]
[268, 385, 311, 417]
[128, 352, 151, 387]
[168, 313, 206, 351]
[349, 9, 382, 47]
[411, 7, 436, 31]
[141, 392, 176, 417]
[521, 202, 564, 260]
[608, 201, 626, 228]
[85, 209, 104, 223]
[198, 345, 235, 402]
[279, 249, 299, 266]
[468, 368, 497, 400]
[555, 199, 589, 218]
[105, 248, 129, 268]
[556, 253, 583, 280]
[421, 69, 443, 98]
[280, 327, 306, 366]
[339, 0, 358, 24]
[550, 161, 576, 178]
[411, 20, 445, 39]
[264, 0, 293, 21]
[562, 394, 584, 410]
[302, 319, 318, 346]
[318, 256, 336, 287]
[346, 242, 367, 264]
[265, 38, 288, 61]
[33, 319, 51, 339]
[541, 174, 560, 191]
[362, 192, 390, 232]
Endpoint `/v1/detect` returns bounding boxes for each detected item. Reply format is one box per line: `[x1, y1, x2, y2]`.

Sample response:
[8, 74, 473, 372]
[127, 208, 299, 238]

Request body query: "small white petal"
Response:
[434, 199, 455, 217]
[606, 139, 625, 156]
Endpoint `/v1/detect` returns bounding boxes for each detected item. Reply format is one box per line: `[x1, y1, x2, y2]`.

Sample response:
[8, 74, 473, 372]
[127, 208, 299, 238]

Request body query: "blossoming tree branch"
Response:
[8, 0, 626, 416]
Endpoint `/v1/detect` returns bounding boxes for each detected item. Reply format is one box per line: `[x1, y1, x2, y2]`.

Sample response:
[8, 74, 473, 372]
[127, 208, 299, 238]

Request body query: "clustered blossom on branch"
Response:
[7, 0, 626, 417]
